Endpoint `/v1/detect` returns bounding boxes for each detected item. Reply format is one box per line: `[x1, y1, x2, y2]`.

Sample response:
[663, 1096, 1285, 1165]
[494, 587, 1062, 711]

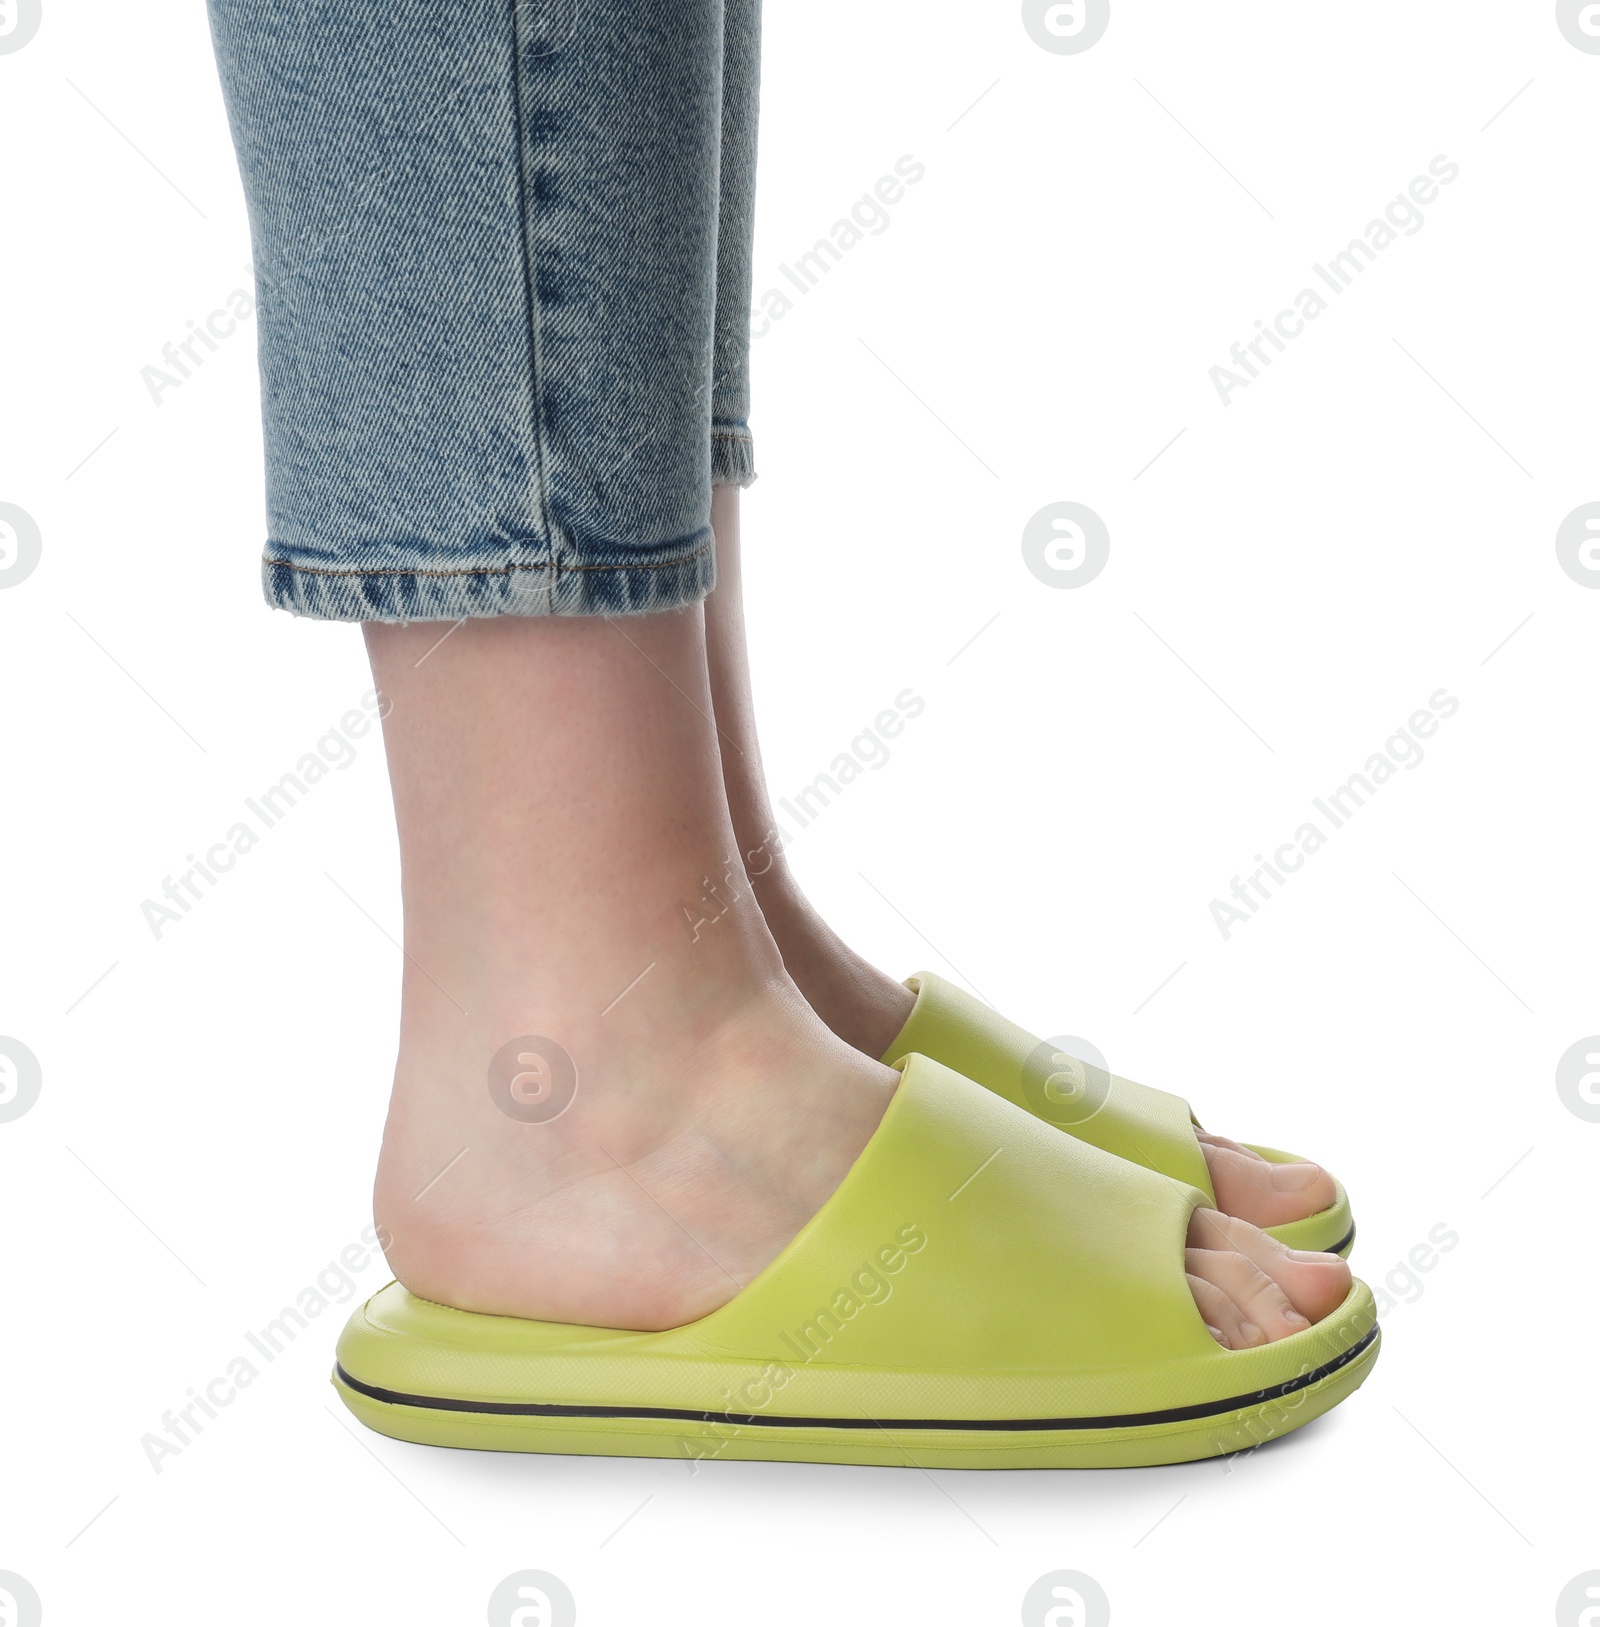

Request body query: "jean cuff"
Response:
[711, 427, 756, 488]
[261, 530, 718, 622]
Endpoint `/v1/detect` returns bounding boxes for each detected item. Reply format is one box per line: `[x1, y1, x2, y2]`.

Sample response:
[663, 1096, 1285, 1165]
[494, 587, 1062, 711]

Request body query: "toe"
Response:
[1202, 1139, 1337, 1228]
[1195, 1130, 1263, 1160]
[1186, 1270, 1248, 1349]
[1190, 1208, 1351, 1326]
[1186, 1245, 1306, 1342]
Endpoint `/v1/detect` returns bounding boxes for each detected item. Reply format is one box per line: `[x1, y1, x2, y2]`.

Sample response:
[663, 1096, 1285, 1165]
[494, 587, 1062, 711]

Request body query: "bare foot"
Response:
[375, 966, 1346, 1342]
[364, 608, 1341, 1344]
[375, 979, 898, 1331]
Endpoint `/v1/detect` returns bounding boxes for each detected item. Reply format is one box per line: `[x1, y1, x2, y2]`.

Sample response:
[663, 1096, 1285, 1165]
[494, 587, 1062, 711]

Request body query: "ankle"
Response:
[747, 872, 915, 1059]
[374, 971, 898, 1328]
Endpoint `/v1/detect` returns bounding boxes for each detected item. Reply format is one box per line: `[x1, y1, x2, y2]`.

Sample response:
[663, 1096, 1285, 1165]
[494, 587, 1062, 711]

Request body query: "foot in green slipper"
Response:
[365, 616, 1349, 1355]
[709, 854, 1350, 1253]
[877, 971, 1354, 1257]
[718, 855, 1351, 1253]
[342, 1058, 1376, 1467]
[375, 962, 1350, 1350]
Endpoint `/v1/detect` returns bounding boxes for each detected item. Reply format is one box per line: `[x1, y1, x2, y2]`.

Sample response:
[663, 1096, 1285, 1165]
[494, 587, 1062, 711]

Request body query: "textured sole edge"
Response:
[330, 1328, 1380, 1470]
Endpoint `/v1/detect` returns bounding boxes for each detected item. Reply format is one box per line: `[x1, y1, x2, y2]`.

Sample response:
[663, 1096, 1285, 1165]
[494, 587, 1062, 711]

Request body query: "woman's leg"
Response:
[209, 0, 1347, 1345]
[365, 606, 1348, 1342]
[703, 486, 917, 1060]
[703, 492, 1339, 1231]
[365, 608, 897, 1331]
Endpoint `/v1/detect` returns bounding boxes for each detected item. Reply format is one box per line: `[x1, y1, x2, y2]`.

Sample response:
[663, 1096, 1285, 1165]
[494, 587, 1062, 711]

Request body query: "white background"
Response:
[2, 1, 1597, 1622]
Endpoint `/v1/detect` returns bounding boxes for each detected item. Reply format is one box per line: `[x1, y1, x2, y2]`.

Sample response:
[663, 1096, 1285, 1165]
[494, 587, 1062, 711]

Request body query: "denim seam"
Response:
[711, 431, 752, 441]
[262, 540, 713, 580]
[508, 0, 561, 600]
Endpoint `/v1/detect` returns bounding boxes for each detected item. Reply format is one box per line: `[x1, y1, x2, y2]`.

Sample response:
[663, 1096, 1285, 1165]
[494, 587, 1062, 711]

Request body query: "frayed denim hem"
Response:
[711, 429, 756, 488]
[262, 529, 718, 622]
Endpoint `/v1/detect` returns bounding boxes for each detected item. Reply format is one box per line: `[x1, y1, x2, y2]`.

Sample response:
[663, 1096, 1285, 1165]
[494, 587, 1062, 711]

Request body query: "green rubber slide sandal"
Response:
[333, 1055, 1378, 1468]
[881, 973, 1355, 1258]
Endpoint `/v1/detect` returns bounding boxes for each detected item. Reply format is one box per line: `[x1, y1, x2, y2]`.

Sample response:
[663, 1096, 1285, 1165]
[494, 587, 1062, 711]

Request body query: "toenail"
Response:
[1239, 1321, 1264, 1345]
[1283, 1310, 1310, 1329]
[1269, 1162, 1323, 1192]
[1206, 1325, 1229, 1348]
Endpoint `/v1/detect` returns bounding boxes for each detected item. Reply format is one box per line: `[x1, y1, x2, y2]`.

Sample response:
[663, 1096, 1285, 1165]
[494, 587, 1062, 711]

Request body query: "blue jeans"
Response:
[208, 0, 759, 620]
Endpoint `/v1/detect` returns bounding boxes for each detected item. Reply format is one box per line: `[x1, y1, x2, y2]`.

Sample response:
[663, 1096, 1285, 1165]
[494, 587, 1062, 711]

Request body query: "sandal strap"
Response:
[881, 972, 1215, 1204]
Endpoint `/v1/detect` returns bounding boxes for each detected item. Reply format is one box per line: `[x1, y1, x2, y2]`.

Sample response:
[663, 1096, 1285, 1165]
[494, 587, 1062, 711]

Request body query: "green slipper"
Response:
[881, 973, 1354, 1257]
[333, 1055, 1377, 1468]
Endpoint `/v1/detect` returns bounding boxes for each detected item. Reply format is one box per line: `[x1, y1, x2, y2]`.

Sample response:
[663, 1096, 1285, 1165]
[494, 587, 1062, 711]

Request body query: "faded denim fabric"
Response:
[208, 0, 760, 621]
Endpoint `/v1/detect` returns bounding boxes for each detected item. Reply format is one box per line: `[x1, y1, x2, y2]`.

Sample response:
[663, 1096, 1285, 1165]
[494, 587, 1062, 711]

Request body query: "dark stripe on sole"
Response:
[334, 1324, 1379, 1434]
